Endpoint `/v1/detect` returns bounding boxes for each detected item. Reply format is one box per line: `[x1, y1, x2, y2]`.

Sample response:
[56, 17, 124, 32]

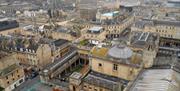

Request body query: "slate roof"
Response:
[130, 31, 158, 49]
[0, 36, 39, 52]
[129, 69, 180, 91]
[134, 19, 180, 29]
[154, 20, 180, 27]
[53, 39, 69, 47]
[0, 20, 19, 31]
[83, 71, 129, 90]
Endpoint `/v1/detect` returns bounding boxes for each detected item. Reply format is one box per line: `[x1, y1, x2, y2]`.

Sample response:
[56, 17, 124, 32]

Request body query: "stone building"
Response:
[0, 36, 52, 70]
[0, 19, 21, 36]
[70, 44, 143, 91]
[78, 0, 98, 20]
[79, 26, 107, 45]
[90, 45, 142, 80]
[129, 31, 159, 68]
[40, 42, 80, 87]
[131, 19, 180, 39]
[51, 27, 77, 41]
[51, 39, 70, 60]
[0, 51, 25, 91]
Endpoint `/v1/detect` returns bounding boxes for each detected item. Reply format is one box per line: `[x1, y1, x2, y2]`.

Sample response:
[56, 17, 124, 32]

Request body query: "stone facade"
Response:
[0, 52, 25, 91]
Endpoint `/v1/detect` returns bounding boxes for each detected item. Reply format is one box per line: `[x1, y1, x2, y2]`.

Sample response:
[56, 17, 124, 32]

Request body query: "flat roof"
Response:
[89, 26, 103, 32]
[70, 72, 82, 79]
[102, 13, 113, 17]
[102, 11, 119, 17]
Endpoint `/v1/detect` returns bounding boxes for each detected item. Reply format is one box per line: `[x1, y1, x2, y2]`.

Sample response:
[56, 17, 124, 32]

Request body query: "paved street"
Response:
[13, 76, 53, 91]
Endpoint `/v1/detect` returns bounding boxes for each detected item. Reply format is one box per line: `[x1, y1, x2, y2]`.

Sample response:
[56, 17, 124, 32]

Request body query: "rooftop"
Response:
[129, 69, 180, 91]
[134, 20, 154, 29]
[42, 47, 77, 75]
[53, 39, 69, 47]
[70, 72, 82, 79]
[108, 45, 133, 59]
[134, 19, 180, 28]
[154, 20, 180, 27]
[83, 71, 128, 90]
[91, 47, 108, 58]
[130, 31, 158, 49]
[54, 27, 70, 33]
[88, 26, 103, 32]
[91, 45, 142, 67]
[0, 19, 19, 31]
[166, 0, 180, 8]
[102, 11, 119, 17]
[0, 36, 42, 52]
[0, 64, 19, 77]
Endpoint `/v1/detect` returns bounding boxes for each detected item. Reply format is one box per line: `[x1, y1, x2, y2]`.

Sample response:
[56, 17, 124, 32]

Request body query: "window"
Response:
[12, 73, 14, 77]
[164, 34, 166, 37]
[113, 64, 118, 70]
[12, 78, 15, 81]
[7, 81, 9, 84]
[98, 63, 102, 67]
[17, 70, 18, 73]
[73, 86, 76, 91]
[18, 75, 20, 78]
[19, 79, 23, 83]
[156, 29, 158, 32]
